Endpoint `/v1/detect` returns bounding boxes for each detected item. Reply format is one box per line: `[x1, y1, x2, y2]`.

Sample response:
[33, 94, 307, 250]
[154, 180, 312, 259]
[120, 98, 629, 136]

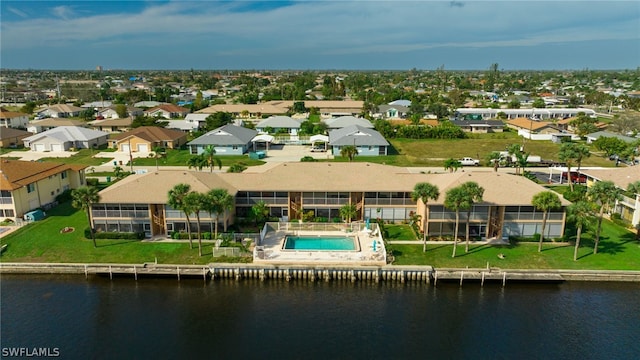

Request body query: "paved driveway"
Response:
[261, 144, 333, 162]
[0, 150, 74, 161]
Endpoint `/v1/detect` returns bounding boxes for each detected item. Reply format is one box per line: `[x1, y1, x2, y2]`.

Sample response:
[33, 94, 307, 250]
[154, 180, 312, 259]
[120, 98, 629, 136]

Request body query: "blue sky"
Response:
[1, 1, 639, 70]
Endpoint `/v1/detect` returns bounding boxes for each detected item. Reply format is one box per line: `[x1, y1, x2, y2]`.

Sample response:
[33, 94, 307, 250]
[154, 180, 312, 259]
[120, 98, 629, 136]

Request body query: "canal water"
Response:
[1, 275, 639, 359]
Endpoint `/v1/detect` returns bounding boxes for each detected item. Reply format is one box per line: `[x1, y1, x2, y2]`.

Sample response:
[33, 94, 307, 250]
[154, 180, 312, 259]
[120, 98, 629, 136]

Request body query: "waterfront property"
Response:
[90, 162, 569, 240]
[454, 108, 597, 120]
[0, 160, 86, 221]
[579, 166, 640, 226]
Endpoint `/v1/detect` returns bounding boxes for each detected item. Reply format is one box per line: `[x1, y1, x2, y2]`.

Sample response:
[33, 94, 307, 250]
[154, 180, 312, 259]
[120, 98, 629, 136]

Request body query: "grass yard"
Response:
[390, 221, 640, 270]
[129, 149, 265, 167]
[389, 136, 613, 167]
[0, 202, 247, 265]
[39, 149, 109, 166]
[384, 224, 419, 240]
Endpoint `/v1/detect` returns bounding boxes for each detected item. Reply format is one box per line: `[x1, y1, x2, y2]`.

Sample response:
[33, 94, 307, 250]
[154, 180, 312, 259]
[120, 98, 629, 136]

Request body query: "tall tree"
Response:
[444, 186, 466, 258]
[202, 145, 222, 172]
[187, 155, 207, 171]
[573, 143, 591, 172]
[567, 201, 595, 261]
[185, 192, 206, 256]
[558, 142, 580, 191]
[340, 145, 358, 162]
[411, 182, 440, 252]
[168, 183, 194, 249]
[71, 186, 101, 248]
[206, 188, 234, 239]
[531, 191, 562, 252]
[587, 181, 622, 254]
[461, 182, 485, 253]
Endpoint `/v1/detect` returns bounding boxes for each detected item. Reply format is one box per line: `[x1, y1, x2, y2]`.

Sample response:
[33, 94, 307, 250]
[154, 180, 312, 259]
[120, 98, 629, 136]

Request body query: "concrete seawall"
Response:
[2, 262, 640, 284]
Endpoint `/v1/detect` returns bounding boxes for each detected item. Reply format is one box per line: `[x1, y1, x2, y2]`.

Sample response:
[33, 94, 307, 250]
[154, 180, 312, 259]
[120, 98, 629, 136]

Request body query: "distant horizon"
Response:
[1, 1, 638, 70]
[2, 67, 638, 72]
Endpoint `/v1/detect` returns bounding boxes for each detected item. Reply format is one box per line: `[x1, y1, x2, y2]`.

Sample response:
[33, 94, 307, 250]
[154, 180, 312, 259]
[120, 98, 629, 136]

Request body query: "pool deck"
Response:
[254, 228, 387, 266]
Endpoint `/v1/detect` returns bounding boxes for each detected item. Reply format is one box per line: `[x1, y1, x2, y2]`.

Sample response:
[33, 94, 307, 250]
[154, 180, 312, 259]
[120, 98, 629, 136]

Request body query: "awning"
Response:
[310, 134, 329, 143]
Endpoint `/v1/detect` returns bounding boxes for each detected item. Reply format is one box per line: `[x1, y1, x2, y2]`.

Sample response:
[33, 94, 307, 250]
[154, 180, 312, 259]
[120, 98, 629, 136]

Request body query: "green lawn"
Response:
[130, 149, 265, 167]
[0, 203, 246, 265]
[390, 221, 640, 270]
[389, 136, 614, 167]
[385, 224, 418, 240]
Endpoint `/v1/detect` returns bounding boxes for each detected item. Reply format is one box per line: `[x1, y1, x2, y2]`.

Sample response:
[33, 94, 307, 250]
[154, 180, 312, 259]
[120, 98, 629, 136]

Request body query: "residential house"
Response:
[324, 116, 374, 129]
[144, 104, 190, 119]
[373, 105, 410, 119]
[450, 120, 505, 133]
[0, 160, 86, 221]
[0, 128, 31, 148]
[580, 166, 640, 226]
[27, 118, 86, 133]
[197, 104, 287, 118]
[0, 108, 29, 129]
[90, 163, 569, 240]
[187, 124, 258, 156]
[455, 108, 597, 120]
[134, 101, 165, 109]
[328, 125, 389, 156]
[165, 114, 209, 132]
[23, 126, 109, 151]
[98, 105, 143, 119]
[585, 131, 637, 144]
[37, 104, 84, 118]
[256, 116, 302, 135]
[81, 101, 113, 109]
[264, 100, 364, 117]
[506, 118, 561, 134]
[108, 126, 188, 153]
[89, 117, 134, 133]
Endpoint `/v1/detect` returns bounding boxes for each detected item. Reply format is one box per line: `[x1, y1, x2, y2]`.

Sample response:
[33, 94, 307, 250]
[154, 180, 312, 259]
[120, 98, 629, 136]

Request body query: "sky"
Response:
[1, 0, 639, 70]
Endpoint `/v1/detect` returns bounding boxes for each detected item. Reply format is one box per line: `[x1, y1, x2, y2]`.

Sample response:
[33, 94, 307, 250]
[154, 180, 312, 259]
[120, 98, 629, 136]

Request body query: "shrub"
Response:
[563, 185, 587, 202]
[85, 228, 144, 240]
[86, 178, 99, 186]
[55, 189, 73, 203]
[202, 232, 212, 240]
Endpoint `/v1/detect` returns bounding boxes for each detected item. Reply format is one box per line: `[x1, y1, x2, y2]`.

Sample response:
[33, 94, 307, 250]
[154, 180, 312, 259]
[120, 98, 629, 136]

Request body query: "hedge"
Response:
[85, 228, 145, 240]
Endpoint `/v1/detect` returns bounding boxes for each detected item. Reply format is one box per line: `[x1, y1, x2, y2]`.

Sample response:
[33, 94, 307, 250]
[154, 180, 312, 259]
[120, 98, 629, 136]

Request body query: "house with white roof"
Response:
[324, 116, 374, 129]
[256, 116, 302, 135]
[36, 104, 84, 118]
[166, 113, 208, 132]
[23, 126, 109, 151]
[328, 125, 389, 156]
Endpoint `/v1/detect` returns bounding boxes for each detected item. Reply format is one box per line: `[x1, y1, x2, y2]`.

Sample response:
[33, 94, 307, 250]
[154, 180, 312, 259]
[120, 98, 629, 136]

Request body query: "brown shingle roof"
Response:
[506, 118, 557, 131]
[98, 163, 570, 206]
[0, 160, 86, 191]
[110, 126, 187, 142]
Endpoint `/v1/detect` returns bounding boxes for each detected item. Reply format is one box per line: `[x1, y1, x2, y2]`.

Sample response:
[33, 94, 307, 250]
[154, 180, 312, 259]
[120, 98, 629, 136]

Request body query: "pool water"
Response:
[283, 236, 356, 250]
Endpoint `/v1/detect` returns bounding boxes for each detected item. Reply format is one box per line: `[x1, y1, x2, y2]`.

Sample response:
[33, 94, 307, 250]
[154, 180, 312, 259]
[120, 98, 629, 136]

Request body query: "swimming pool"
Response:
[283, 236, 357, 251]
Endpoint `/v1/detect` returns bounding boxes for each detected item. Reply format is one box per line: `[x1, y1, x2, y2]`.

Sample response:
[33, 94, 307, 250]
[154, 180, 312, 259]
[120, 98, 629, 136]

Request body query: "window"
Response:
[27, 183, 35, 193]
[61, 171, 68, 179]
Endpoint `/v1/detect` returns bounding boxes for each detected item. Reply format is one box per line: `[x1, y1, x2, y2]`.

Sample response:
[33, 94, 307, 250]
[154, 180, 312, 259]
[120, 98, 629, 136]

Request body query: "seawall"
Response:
[2, 262, 640, 284]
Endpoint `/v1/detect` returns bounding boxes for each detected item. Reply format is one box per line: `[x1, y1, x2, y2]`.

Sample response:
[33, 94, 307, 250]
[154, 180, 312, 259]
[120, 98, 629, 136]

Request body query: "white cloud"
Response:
[51, 5, 76, 20]
[6, 6, 28, 18]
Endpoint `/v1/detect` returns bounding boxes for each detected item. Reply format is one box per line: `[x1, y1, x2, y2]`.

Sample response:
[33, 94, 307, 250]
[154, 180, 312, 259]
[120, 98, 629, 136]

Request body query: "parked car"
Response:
[561, 171, 587, 183]
[310, 145, 326, 152]
[459, 157, 480, 166]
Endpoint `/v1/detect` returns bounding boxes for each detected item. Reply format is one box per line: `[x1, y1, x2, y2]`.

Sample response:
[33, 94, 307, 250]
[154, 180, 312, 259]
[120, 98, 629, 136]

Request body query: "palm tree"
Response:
[168, 183, 194, 249]
[206, 188, 234, 239]
[187, 155, 207, 171]
[251, 200, 270, 226]
[339, 203, 358, 223]
[150, 146, 166, 171]
[340, 145, 358, 162]
[587, 181, 622, 254]
[461, 182, 484, 253]
[507, 144, 523, 175]
[185, 191, 206, 256]
[573, 143, 591, 172]
[558, 142, 580, 191]
[411, 182, 440, 252]
[627, 181, 640, 196]
[444, 186, 466, 257]
[567, 201, 595, 261]
[531, 191, 562, 252]
[203, 145, 222, 172]
[71, 186, 101, 248]
[443, 158, 461, 173]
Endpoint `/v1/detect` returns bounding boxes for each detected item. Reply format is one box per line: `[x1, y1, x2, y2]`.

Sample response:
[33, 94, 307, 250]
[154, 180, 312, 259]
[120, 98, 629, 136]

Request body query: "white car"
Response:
[459, 157, 480, 166]
[310, 146, 326, 152]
